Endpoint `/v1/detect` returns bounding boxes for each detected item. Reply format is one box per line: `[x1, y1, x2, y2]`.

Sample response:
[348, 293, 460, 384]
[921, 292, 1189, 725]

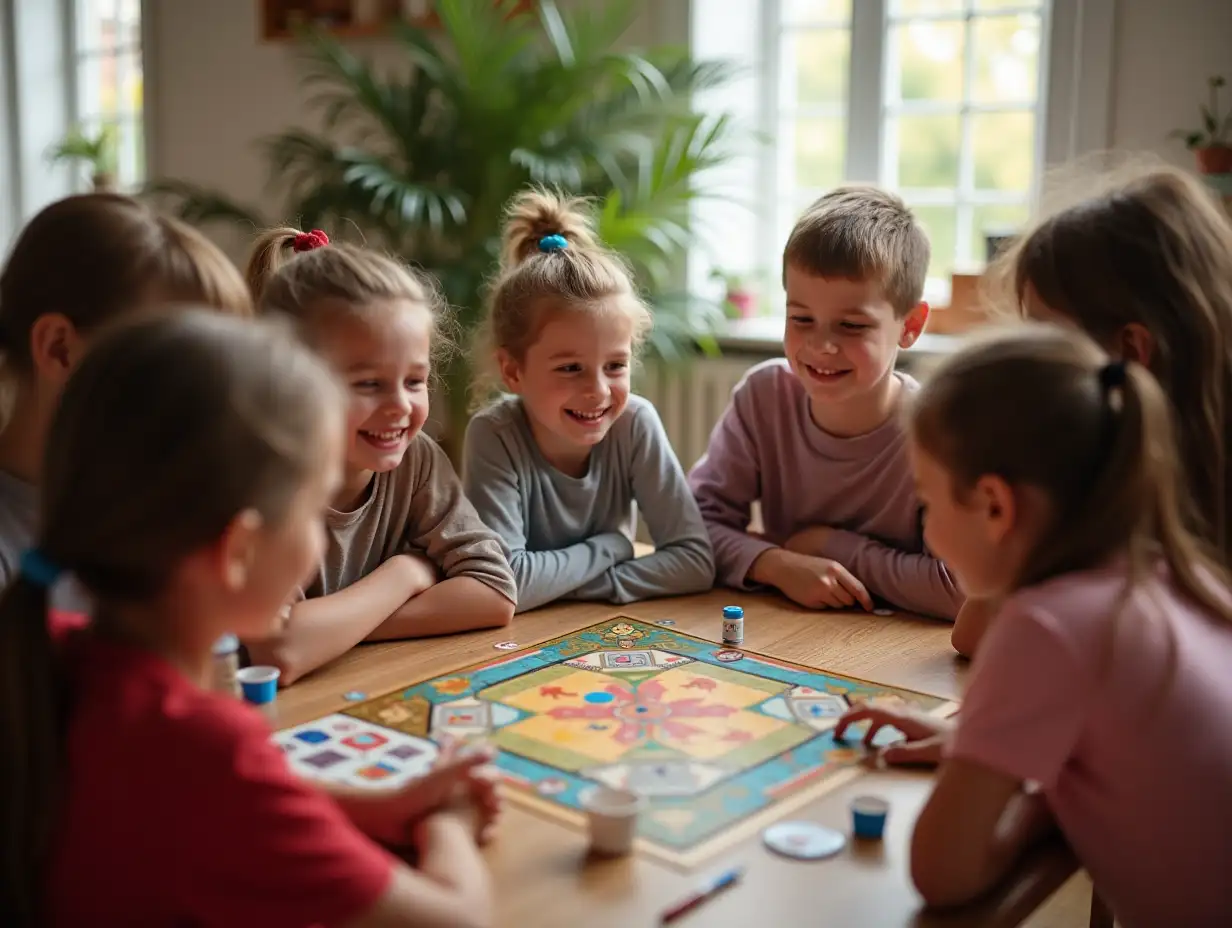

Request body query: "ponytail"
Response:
[0, 576, 63, 927]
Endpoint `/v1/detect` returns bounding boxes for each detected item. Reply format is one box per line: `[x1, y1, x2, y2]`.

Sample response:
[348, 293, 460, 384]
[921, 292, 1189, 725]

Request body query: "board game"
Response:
[276, 618, 956, 867]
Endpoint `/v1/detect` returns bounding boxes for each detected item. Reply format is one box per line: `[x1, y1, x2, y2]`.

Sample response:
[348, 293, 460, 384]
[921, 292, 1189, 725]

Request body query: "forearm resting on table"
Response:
[368, 577, 513, 641]
[746, 546, 792, 588]
[951, 597, 1001, 658]
[247, 556, 427, 685]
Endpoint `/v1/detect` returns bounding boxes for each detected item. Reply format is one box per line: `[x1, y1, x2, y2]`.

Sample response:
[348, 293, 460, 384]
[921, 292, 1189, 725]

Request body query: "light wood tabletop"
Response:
[276, 590, 1078, 928]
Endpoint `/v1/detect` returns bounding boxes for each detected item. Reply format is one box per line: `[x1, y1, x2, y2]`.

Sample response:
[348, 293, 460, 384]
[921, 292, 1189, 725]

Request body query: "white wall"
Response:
[1107, 0, 1232, 167]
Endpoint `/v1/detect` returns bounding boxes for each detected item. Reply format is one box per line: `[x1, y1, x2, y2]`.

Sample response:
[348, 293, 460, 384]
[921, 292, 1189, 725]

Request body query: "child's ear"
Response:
[218, 508, 264, 593]
[898, 302, 930, 349]
[29, 313, 88, 391]
[1118, 322, 1154, 369]
[972, 474, 1016, 543]
[496, 348, 523, 393]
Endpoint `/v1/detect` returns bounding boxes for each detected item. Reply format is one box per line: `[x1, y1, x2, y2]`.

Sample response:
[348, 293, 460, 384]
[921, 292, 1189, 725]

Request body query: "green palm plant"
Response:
[147, 0, 740, 457]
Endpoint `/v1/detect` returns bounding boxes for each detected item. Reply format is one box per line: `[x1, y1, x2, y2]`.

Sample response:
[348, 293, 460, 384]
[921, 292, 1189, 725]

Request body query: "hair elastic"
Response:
[20, 549, 62, 589]
[538, 234, 568, 253]
[1098, 360, 1127, 391]
[293, 229, 330, 253]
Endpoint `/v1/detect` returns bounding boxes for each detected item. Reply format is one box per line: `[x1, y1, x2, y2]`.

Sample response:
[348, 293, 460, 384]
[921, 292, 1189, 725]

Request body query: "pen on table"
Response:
[659, 865, 745, 925]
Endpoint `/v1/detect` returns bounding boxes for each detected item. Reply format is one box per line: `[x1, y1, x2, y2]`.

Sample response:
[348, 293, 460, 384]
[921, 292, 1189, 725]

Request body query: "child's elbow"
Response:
[910, 839, 987, 909]
[489, 594, 515, 627]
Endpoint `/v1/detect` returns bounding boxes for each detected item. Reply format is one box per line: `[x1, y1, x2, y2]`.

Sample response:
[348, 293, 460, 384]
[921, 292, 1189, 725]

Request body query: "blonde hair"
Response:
[0, 194, 251, 377]
[471, 189, 652, 409]
[245, 227, 454, 367]
[783, 185, 930, 316]
[0, 310, 342, 926]
[911, 323, 1231, 622]
[988, 164, 1232, 564]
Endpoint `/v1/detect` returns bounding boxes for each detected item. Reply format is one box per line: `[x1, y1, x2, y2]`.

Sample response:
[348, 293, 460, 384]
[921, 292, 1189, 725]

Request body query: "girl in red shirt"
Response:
[0, 311, 498, 927]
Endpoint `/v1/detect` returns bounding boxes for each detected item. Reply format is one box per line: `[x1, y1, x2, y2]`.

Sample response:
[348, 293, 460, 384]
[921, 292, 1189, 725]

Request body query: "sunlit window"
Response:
[73, 0, 144, 189]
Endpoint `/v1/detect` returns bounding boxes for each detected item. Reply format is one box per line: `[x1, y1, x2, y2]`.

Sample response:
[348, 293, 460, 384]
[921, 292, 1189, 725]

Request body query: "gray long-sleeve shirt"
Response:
[463, 394, 715, 612]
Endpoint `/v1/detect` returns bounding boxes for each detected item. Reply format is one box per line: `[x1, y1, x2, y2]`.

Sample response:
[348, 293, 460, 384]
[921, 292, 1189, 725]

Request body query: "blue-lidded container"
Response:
[851, 796, 889, 840]
[237, 665, 280, 706]
[722, 605, 744, 644]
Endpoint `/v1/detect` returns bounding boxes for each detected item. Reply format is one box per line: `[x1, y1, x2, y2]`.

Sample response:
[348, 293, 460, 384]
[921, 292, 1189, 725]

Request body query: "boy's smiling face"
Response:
[783, 263, 928, 434]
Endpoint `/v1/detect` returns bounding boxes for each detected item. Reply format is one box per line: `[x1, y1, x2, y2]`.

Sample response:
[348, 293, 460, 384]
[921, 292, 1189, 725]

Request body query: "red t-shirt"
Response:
[47, 633, 394, 927]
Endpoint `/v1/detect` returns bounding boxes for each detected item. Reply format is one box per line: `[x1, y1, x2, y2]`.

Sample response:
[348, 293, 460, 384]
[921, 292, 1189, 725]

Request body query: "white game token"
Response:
[493, 641, 520, 650]
[872, 608, 895, 616]
[762, 821, 846, 860]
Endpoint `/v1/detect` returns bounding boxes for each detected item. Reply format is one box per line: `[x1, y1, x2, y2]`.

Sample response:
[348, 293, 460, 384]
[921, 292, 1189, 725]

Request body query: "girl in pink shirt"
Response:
[0, 312, 499, 927]
[838, 324, 1232, 927]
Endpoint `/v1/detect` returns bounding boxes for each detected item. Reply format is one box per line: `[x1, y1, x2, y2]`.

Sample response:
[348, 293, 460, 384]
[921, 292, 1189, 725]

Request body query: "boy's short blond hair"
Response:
[783, 185, 930, 316]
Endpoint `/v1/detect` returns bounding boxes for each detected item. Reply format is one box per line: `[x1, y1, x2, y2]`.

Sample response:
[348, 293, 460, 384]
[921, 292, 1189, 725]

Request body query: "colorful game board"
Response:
[276, 618, 956, 866]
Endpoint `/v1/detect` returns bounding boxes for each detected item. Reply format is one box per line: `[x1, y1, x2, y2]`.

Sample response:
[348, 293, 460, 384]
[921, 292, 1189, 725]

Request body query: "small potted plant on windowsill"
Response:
[47, 125, 118, 192]
[1170, 75, 1232, 175]
[710, 269, 760, 320]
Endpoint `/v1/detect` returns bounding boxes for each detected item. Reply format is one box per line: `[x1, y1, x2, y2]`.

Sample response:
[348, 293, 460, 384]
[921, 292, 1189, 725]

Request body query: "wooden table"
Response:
[277, 590, 1078, 928]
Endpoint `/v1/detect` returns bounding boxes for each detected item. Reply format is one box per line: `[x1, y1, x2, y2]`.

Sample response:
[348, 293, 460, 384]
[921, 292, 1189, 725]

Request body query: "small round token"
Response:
[763, 821, 846, 860]
[494, 641, 519, 650]
[714, 649, 744, 663]
[343, 690, 367, 701]
[872, 608, 895, 616]
[657, 619, 676, 626]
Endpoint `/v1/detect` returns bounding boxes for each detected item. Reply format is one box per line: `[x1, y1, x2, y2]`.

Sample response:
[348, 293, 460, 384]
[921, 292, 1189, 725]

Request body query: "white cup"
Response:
[580, 786, 645, 856]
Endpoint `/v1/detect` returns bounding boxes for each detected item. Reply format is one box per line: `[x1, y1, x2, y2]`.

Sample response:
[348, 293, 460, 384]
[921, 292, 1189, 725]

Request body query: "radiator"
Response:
[638, 356, 761, 471]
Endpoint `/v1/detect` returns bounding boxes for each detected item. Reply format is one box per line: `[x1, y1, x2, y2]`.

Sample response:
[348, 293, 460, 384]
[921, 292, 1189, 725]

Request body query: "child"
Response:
[463, 190, 714, 613]
[0, 193, 252, 600]
[246, 229, 516, 683]
[836, 324, 1232, 926]
[952, 164, 1232, 656]
[689, 186, 961, 619]
[0, 311, 497, 927]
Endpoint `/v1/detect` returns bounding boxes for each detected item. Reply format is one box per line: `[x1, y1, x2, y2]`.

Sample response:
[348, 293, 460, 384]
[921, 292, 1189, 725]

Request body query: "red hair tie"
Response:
[293, 229, 330, 252]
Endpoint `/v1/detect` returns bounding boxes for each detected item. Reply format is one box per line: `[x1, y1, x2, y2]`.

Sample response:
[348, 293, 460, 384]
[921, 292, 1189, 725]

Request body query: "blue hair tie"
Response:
[20, 549, 62, 589]
[538, 234, 568, 253]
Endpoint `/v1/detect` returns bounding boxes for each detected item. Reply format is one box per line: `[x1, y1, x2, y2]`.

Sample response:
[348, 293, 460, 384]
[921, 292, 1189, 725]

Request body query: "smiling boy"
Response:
[688, 186, 962, 619]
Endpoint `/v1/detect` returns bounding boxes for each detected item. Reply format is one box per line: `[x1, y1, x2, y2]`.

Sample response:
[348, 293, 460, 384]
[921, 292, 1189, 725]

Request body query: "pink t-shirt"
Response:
[949, 561, 1232, 928]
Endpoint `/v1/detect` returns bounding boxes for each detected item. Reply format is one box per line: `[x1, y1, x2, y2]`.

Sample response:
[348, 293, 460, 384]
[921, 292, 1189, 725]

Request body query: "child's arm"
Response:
[784, 522, 964, 620]
[911, 760, 1056, 908]
[464, 413, 634, 612]
[246, 554, 436, 684]
[568, 402, 714, 603]
[951, 596, 1001, 657]
[346, 813, 493, 928]
[368, 577, 512, 640]
[687, 385, 778, 588]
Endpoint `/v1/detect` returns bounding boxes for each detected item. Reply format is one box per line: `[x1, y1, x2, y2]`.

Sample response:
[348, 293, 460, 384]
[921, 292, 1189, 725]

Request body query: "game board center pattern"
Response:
[275, 619, 956, 866]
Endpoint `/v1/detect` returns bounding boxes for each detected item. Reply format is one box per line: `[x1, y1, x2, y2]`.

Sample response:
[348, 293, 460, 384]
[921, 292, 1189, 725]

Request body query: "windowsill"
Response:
[715, 315, 966, 358]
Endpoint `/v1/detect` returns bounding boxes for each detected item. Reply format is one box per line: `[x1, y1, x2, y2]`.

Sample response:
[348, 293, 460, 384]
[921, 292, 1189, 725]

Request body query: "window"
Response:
[71, 0, 144, 189]
[692, 0, 1048, 308]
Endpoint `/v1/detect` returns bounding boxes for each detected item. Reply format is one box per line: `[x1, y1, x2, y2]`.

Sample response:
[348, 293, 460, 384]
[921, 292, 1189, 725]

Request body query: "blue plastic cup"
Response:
[851, 795, 889, 840]
[237, 665, 281, 705]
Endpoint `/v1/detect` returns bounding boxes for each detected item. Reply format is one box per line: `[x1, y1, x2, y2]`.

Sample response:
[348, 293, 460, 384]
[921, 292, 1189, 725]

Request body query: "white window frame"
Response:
[690, 0, 1116, 310]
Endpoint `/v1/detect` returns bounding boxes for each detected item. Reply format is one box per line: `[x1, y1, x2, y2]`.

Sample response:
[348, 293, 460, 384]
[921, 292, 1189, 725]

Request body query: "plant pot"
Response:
[1195, 146, 1232, 175]
[726, 288, 756, 319]
[91, 172, 116, 193]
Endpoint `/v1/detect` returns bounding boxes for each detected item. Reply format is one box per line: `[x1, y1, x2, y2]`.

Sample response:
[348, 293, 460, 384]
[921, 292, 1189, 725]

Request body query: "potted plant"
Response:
[48, 125, 118, 192]
[147, 0, 737, 459]
[709, 269, 759, 320]
[1170, 75, 1232, 175]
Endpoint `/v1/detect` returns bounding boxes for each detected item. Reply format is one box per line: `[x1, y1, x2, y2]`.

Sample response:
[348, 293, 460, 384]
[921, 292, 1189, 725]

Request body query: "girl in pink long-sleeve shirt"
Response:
[839, 324, 1232, 927]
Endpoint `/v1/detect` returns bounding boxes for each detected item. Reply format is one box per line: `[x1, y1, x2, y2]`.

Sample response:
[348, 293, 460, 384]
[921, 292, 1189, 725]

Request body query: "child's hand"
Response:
[398, 552, 440, 599]
[765, 549, 873, 610]
[835, 704, 955, 768]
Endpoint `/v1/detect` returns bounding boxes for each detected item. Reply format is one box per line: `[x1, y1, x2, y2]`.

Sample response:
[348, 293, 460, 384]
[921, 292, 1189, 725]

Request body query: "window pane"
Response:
[912, 205, 958, 282]
[784, 0, 851, 24]
[891, 0, 963, 15]
[890, 113, 961, 188]
[793, 116, 846, 188]
[788, 28, 849, 106]
[967, 203, 1030, 264]
[971, 111, 1035, 191]
[972, 14, 1040, 104]
[890, 20, 965, 103]
[76, 0, 139, 54]
[976, 0, 1044, 9]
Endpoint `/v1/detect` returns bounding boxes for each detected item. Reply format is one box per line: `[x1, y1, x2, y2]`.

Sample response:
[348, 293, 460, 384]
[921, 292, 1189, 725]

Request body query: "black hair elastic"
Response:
[1098, 360, 1127, 391]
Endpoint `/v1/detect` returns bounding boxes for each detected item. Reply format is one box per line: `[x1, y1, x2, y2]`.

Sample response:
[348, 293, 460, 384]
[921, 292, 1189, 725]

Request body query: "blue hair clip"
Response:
[538, 234, 568, 253]
[20, 549, 62, 589]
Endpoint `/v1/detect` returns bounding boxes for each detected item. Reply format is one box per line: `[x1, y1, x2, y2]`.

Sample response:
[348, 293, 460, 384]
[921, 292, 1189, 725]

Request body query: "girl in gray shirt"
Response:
[464, 191, 714, 613]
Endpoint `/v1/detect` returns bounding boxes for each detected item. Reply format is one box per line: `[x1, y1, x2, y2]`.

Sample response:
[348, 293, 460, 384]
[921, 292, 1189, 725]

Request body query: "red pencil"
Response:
[660, 866, 744, 924]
